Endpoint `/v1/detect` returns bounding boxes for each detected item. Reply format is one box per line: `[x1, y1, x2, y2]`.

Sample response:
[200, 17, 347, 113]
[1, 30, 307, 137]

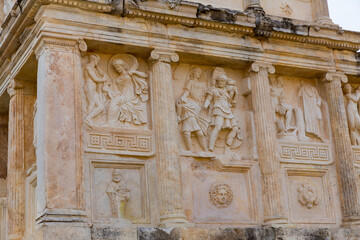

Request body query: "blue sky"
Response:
[328, 0, 360, 32]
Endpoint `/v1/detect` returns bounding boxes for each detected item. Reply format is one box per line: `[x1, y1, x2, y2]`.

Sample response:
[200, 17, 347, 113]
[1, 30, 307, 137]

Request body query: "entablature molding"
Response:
[0, 0, 359, 74]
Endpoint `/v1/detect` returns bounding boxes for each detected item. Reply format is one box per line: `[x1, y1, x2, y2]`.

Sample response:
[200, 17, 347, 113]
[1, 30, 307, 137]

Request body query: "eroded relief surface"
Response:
[82, 53, 154, 156]
[83, 53, 149, 128]
[91, 164, 148, 224]
[286, 169, 335, 223]
[174, 64, 254, 159]
[190, 162, 256, 224]
[270, 76, 332, 165]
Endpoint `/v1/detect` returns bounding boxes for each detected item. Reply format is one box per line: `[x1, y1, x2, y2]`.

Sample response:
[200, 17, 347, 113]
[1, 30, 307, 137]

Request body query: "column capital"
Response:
[7, 79, 36, 98]
[250, 61, 275, 74]
[34, 37, 87, 60]
[7, 79, 23, 99]
[150, 49, 179, 63]
[324, 71, 348, 83]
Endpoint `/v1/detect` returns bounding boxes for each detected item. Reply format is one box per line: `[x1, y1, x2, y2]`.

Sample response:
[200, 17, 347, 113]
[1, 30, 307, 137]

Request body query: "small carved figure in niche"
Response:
[204, 68, 242, 152]
[270, 76, 307, 141]
[343, 84, 360, 145]
[176, 67, 209, 151]
[83, 54, 107, 125]
[105, 54, 148, 126]
[298, 80, 324, 141]
[209, 183, 233, 208]
[297, 183, 320, 209]
[106, 169, 130, 219]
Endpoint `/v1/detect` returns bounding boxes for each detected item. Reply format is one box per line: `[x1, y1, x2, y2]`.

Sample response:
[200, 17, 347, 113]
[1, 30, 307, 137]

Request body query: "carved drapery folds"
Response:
[83, 53, 149, 128]
[324, 72, 360, 224]
[150, 49, 188, 225]
[250, 62, 286, 223]
[6, 79, 36, 240]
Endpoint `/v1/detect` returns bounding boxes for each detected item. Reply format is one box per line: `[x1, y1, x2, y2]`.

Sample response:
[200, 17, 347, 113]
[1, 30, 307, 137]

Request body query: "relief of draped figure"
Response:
[83, 53, 149, 128]
[298, 80, 324, 142]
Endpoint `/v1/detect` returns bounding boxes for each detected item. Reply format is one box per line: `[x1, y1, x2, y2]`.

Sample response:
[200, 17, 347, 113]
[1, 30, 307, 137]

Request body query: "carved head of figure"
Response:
[216, 75, 228, 88]
[343, 83, 352, 94]
[112, 169, 123, 183]
[189, 67, 202, 81]
[209, 183, 233, 208]
[113, 59, 128, 74]
[89, 54, 100, 66]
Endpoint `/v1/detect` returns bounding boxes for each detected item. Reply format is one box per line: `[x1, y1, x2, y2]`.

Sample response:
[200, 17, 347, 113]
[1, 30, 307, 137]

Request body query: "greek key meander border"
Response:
[85, 130, 154, 156]
[279, 142, 332, 165]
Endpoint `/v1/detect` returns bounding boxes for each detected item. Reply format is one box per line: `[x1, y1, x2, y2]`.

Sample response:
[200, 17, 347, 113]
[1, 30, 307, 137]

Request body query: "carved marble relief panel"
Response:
[285, 168, 335, 224]
[90, 160, 149, 224]
[270, 76, 332, 164]
[173, 64, 255, 160]
[82, 53, 154, 156]
[189, 162, 257, 224]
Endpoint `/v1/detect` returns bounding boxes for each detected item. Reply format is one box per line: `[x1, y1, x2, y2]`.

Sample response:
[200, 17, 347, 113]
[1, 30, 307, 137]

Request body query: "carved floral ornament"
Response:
[209, 183, 233, 208]
[297, 183, 320, 209]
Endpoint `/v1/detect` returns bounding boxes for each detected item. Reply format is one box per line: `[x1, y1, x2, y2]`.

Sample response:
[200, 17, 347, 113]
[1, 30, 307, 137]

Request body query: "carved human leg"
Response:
[195, 130, 207, 151]
[208, 125, 221, 152]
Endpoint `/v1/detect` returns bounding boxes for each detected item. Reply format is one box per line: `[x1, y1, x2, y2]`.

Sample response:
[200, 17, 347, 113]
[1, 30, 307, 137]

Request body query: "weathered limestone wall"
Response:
[0, 0, 359, 239]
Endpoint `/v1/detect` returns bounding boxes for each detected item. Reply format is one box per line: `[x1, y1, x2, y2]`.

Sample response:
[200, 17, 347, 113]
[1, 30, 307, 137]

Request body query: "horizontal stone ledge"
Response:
[90, 226, 360, 240]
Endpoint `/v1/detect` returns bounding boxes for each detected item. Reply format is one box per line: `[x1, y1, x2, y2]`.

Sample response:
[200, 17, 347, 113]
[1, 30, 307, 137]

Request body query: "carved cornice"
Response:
[126, 1, 360, 52]
[150, 49, 179, 63]
[250, 62, 275, 74]
[37, 0, 112, 13]
[324, 72, 348, 84]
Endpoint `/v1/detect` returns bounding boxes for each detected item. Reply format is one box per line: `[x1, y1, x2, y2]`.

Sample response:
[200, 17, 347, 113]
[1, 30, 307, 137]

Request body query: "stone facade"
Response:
[0, 0, 359, 239]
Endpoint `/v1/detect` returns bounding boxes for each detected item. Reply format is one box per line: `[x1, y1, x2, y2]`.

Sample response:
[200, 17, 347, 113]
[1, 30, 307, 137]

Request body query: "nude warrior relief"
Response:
[343, 84, 360, 145]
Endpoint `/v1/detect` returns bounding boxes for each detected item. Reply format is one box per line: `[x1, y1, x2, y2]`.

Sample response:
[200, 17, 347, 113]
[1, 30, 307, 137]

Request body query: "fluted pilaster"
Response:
[6, 79, 36, 240]
[150, 49, 188, 226]
[324, 72, 360, 225]
[250, 62, 286, 224]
